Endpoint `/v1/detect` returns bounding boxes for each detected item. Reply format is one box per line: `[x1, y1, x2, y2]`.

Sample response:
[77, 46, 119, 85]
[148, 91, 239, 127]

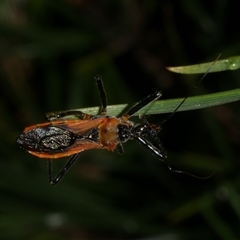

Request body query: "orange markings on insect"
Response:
[28, 140, 105, 159]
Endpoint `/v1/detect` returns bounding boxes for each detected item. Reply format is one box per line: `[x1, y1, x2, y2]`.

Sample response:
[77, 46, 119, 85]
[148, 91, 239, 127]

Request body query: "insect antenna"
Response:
[156, 54, 222, 179]
[160, 54, 221, 125]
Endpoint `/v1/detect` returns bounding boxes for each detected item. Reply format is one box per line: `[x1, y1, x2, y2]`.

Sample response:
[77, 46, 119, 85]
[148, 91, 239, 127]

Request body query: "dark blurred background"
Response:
[1, 0, 240, 239]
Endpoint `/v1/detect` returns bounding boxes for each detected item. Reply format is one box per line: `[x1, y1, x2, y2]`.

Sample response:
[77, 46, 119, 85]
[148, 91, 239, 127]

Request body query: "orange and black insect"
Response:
[18, 76, 169, 185]
[17, 63, 216, 185]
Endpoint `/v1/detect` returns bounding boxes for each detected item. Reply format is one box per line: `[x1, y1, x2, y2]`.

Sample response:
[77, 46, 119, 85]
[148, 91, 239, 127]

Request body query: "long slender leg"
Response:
[48, 153, 80, 185]
[48, 160, 52, 183]
[45, 110, 87, 121]
[135, 136, 212, 178]
[135, 136, 167, 163]
[134, 136, 188, 173]
[116, 142, 124, 155]
[124, 91, 162, 118]
[94, 76, 108, 115]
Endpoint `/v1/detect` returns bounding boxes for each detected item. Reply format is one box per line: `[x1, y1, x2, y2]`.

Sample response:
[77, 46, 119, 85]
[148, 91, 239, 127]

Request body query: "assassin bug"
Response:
[17, 77, 165, 185]
[17, 58, 218, 185]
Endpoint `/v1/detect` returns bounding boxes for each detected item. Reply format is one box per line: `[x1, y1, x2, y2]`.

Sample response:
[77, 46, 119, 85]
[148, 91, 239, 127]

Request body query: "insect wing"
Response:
[17, 118, 107, 158]
[51, 118, 105, 135]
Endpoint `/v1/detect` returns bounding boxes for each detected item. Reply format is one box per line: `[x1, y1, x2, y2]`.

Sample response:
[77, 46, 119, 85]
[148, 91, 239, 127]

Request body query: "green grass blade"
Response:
[167, 56, 240, 74]
[47, 88, 240, 118]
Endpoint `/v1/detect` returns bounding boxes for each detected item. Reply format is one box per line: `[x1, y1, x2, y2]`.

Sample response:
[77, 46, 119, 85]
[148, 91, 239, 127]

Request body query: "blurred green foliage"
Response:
[1, 0, 240, 239]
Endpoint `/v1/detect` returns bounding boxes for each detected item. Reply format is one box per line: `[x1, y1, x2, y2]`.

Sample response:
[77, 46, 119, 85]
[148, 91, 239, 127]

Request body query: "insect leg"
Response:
[135, 136, 167, 163]
[47, 153, 80, 185]
[124, 91, 162, 118]
[135, 135, 186, 172]
[94, 76, 108, 115]
[45, 110, 87, 121]
[135, 136, 212, 178]
[116, 142, 124, 154]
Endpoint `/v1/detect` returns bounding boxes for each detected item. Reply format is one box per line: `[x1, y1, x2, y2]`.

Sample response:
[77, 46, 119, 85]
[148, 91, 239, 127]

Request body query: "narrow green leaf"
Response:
[47, 89, 240, 119]
[167, 56, 240, 74]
